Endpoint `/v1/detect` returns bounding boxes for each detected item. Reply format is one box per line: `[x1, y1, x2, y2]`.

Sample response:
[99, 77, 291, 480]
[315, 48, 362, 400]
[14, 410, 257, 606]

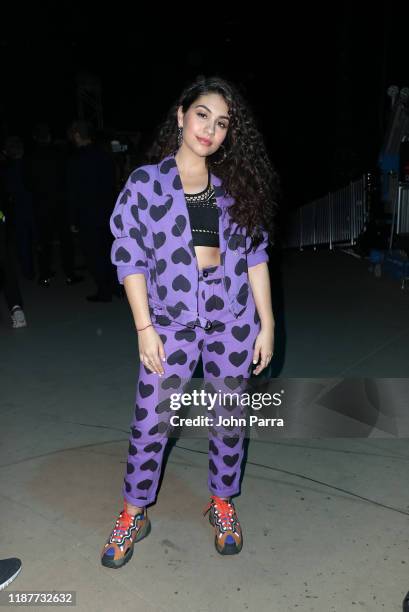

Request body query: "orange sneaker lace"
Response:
[111, 510, 136, 542]
[206, 496, 237, 530]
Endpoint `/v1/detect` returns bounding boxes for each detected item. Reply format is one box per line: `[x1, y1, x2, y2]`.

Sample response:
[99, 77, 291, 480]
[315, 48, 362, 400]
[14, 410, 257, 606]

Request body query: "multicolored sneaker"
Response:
[101, 501, 151, 569]
[203, 495, 243, 555]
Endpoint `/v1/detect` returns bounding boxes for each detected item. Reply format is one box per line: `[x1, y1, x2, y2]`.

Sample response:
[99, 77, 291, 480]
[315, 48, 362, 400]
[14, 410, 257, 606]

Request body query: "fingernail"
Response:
[253, 360, 257, 364]
[162, 357, 166, 361]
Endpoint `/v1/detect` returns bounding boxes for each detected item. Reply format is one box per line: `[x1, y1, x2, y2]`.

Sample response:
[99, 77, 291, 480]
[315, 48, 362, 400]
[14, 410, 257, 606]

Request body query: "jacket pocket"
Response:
[148, 300, 197, 328]
[228, 286, 250, 317]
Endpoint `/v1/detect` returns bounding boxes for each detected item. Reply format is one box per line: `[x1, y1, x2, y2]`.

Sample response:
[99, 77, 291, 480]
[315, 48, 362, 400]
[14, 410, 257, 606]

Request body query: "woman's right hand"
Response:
[138, 326, 166, 376]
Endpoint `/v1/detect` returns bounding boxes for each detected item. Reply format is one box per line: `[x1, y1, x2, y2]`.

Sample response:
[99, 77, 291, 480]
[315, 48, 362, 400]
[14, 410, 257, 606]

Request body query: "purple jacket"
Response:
[109, 154, 269, 328]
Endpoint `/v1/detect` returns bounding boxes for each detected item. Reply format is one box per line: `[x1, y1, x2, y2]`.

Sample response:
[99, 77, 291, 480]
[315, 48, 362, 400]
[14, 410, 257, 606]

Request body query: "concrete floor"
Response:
[1, 249, 409, 611]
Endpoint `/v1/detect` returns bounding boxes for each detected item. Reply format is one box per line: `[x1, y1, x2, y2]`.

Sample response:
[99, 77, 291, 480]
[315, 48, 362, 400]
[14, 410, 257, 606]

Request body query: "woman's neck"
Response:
[174, 146, 207, 178]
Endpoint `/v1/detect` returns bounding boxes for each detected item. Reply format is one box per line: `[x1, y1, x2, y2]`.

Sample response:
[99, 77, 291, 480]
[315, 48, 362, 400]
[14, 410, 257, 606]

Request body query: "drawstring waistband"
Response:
[150, 264, 228, 329]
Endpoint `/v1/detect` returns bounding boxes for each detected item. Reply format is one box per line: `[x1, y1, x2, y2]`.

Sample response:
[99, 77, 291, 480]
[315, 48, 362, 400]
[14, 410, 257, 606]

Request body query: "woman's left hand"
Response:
[252, 326, 274, 376]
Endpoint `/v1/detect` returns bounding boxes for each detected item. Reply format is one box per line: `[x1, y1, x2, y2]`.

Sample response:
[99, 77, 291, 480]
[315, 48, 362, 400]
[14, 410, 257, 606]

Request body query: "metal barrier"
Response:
[396, 184, 409, 235]
[284, 175, 368, 250]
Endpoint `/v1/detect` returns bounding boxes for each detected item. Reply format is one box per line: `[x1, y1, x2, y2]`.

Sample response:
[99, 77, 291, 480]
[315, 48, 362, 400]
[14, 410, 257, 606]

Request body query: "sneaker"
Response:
[203, 495, 243, 555]
[0, 558, 22, 591]
[10, 306, 27, 329]
[101, 501, 151, 569]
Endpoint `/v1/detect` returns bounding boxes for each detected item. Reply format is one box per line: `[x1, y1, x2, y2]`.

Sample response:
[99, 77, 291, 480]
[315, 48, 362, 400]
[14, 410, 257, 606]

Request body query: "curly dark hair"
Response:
[146, 75, 281, 251]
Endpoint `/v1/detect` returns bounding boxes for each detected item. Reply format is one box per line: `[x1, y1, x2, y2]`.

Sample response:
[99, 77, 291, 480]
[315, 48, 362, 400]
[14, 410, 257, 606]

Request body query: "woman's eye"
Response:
[197, 112, 227, 129]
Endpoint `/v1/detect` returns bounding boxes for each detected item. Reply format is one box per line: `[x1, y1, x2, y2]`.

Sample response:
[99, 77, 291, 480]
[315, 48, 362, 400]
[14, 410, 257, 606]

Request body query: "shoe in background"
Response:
[0, 558, 22, 591]
[10, 305, 27, 328]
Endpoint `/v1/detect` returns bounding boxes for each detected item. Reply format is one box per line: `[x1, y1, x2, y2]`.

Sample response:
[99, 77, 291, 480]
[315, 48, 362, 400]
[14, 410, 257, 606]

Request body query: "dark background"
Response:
[0, 4, 407, 208]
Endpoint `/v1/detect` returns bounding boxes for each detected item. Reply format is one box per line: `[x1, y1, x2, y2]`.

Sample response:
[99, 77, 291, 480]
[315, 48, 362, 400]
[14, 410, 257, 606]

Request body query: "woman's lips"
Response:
[197, 137, 212, 146]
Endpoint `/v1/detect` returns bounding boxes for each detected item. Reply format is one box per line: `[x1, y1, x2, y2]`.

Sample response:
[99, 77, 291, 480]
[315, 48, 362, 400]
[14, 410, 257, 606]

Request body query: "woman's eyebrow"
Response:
[194, 104, 230, 121]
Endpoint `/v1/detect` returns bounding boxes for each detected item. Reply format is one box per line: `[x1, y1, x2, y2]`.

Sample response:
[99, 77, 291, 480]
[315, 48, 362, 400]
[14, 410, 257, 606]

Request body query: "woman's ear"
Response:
[177, 106, 184, 128]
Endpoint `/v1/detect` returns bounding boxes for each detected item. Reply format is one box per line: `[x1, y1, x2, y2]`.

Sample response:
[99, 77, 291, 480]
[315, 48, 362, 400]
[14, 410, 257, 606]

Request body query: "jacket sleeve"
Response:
[109, 174, 149, 284]
[247, 228, 270, 267]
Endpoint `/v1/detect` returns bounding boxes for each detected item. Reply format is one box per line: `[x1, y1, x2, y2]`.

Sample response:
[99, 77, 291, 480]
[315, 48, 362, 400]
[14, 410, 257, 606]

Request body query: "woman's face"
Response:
[177, 92, 230, 158]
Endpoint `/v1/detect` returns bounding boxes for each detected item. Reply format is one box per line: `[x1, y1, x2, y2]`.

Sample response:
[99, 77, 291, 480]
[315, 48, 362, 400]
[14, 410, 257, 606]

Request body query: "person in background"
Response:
[25, 123, 82, 287]
[0, 171, 27, 328]
[66, 120, 118, 302]
[1, 136, 35, 280]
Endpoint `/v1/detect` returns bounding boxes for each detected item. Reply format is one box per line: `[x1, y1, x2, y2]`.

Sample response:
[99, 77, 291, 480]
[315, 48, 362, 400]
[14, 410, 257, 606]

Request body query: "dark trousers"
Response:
[33, 200, 76, 279]
[0, 222, 23, 311]
[78, 222, 116, 298]
[12, 197, 35, 280]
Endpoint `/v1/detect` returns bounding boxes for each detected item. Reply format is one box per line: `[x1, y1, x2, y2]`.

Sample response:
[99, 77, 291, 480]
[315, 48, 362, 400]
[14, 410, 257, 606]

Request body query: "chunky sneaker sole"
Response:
[0, 558, 22, 591]
[203, 496, 243, 555]
[208, 509, 243, 555]
[101, 509, 151, 569]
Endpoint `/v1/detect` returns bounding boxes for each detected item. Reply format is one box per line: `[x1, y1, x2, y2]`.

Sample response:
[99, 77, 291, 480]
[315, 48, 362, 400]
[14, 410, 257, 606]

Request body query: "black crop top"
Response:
[184, 171, 220, 247]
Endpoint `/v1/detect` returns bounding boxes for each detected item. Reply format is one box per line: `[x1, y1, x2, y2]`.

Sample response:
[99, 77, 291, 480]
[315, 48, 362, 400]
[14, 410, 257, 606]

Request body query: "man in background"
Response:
[25, 123, 82, 287]
[66, 120, 117, 302]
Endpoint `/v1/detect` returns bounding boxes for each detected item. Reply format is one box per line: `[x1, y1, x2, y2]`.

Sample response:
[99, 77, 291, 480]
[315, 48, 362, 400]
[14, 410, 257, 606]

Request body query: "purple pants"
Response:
[122, 264, 261, 507]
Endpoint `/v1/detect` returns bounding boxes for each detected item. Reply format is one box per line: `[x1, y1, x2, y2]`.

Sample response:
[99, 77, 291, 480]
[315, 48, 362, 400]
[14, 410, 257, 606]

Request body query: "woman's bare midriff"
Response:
[177, 167, 221, 270]
[195, 245, 221, 270]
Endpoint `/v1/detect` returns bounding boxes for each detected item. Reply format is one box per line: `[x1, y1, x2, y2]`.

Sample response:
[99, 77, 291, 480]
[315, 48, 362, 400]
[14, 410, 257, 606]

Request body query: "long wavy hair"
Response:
[146, 75, 281, 251]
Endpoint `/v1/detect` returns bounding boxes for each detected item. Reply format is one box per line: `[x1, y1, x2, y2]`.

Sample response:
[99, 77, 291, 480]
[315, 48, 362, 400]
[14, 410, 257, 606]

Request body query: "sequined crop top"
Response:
[184, 170, 220, 248]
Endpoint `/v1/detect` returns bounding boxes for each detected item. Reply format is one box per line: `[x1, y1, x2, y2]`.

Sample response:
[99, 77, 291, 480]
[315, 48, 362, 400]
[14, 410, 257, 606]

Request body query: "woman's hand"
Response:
[138, 326, 166, 376]
[252, 325, 274, 376]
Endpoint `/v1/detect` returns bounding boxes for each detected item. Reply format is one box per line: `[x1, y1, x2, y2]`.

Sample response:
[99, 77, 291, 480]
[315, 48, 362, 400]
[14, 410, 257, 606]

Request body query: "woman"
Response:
[101, 75, 280, 568]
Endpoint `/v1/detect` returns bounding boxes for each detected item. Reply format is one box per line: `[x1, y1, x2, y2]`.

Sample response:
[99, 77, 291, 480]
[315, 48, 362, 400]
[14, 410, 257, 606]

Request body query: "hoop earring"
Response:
[212, 144, 227, 166]
[177, 126, 183, 147]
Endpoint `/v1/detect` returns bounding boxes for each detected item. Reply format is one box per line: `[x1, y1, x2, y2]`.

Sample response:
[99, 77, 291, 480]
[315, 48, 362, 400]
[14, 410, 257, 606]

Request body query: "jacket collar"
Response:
[157, 153, 234, 208]
[154, 153, 236, 261]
